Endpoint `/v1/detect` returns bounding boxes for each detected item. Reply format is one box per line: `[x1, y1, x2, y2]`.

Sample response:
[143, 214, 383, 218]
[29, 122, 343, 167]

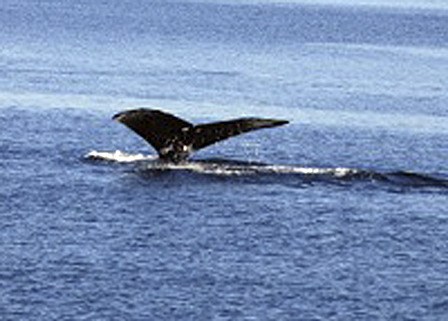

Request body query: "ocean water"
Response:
[1, 0, 448, 320]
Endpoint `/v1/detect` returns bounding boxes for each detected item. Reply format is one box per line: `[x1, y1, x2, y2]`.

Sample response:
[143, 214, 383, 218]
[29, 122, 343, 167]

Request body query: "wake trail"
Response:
[84, 150, 448, 189]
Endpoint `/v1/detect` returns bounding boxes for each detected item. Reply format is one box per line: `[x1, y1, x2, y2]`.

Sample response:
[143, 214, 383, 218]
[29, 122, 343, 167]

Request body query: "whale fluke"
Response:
[113, 108, 288, 162]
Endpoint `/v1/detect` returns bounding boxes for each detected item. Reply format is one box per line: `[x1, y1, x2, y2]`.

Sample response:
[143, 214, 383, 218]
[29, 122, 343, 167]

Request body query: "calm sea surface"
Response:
[1, 0, 447, 320]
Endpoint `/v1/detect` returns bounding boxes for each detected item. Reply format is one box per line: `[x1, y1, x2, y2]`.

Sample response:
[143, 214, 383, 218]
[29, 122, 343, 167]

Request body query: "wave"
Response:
[84, 150, 448, 189]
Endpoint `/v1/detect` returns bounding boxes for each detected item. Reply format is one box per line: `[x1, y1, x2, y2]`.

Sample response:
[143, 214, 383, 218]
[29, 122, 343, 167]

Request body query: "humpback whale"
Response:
[113, 108, 289, 162]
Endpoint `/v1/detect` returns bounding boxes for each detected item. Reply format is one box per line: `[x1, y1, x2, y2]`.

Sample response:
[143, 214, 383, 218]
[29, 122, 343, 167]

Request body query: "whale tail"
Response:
[113, 108, 288, 162]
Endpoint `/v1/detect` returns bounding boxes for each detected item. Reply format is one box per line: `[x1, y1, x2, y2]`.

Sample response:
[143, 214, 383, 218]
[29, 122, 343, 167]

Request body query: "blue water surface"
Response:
[1, 1, 447, 320]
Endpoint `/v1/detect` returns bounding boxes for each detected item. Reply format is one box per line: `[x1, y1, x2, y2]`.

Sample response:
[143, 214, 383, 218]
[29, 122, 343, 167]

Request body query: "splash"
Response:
[85, 150, 157, 163]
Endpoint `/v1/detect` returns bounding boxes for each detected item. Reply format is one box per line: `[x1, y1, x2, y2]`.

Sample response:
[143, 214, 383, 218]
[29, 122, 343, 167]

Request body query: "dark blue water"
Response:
[1, 1, 448, 320]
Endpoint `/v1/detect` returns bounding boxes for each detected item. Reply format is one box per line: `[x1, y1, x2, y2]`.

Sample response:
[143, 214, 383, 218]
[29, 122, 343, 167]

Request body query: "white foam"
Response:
[262, 165, 358, 176]
[147, 162, 359, 177]
[85, 150, 359, 177]
[85, 150, 157, 163]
